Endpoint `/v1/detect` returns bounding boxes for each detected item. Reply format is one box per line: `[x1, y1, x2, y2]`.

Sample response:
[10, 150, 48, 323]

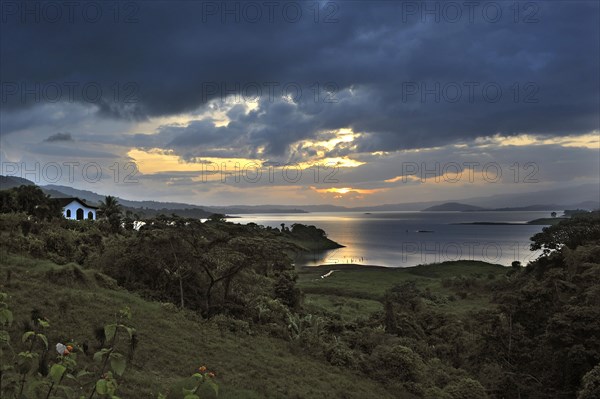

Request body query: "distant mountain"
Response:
[200, 205, 308, 214]
[491, 202, 599, 212]
[463, 184, 599, 209]
[43, 184, 306, 215]
[0, 179, 211, 218]
[422, 202, 487, 212]
[357, 185, 599, 212]
[43, 184, 201, 209]
[1, 176, 597, 215]
[0, 175, 36, 190]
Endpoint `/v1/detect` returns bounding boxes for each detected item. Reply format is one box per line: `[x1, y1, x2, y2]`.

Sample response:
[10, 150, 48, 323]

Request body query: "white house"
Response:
[51, 197, 98, 221]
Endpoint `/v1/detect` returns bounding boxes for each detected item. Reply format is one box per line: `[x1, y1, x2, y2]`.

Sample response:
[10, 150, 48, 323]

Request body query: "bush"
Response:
[325, 342, 361, 368]
[211, 314, 251, 335]
[253, 297, 290, 326]
[273, 271, 302, 310]
[368, 345, 426, 383]
[443, 378, 488, 399]
[578, 364, 600, 399]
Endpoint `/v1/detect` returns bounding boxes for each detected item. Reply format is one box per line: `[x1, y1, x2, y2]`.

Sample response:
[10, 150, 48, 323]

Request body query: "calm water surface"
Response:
[227, 211, 551, 267]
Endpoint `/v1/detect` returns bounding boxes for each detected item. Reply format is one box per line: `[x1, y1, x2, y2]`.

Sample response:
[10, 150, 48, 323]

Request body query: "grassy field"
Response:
[298, 261, 508, 320]
[0, 254, 396, 399]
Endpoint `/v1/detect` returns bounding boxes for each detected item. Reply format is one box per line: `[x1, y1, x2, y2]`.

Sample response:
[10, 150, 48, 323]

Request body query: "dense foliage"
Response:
[1, 184, 598, 398]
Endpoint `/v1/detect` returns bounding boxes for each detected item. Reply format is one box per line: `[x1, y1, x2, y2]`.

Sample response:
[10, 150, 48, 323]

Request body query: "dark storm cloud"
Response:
[44, 132, 73, 142]
[332, 143, 600, 187]
[1, 1, 598, 154]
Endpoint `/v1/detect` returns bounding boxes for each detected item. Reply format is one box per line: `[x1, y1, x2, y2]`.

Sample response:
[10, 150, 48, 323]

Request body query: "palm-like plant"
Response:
[99, 195, 122, 219]
[99, 196, 123, 233]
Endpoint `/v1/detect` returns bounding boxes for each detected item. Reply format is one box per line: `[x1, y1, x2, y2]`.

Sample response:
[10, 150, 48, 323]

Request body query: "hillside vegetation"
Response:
[1, 184, 600, 398]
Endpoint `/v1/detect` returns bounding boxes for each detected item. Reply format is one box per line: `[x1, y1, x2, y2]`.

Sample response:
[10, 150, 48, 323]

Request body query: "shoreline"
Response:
[299, 260, 507, 271]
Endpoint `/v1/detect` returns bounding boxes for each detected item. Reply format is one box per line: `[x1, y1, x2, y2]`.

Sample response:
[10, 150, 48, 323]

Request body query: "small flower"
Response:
[56, 343, 67, 355]
[66, 345, 73, 351]
[63, 349, 70, 356]
[208, 372, 215, 378]
[198, 366, 207, 373]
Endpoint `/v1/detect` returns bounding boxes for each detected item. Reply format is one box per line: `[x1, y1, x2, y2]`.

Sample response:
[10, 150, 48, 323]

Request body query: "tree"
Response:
[273, 271, 302, 310]
[443, 378, 488, 399]
[99, 196, 122, 232]
[578, 364, 600, 399]
[0, 190, 18, 213]
[207, 213, 226, 223]
[2, 185, 62, 220]
[368, 345, 426, 383]
[530, 211, 600, 254]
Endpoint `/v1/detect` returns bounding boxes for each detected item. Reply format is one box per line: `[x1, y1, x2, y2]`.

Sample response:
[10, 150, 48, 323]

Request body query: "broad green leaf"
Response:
[0, 309, 13, 326]
[191, 373, 203, 380]
[0, 330, 10, 344]
[76, 370, 92, 378]
[94, 348, 111, 362]
[107, 380, 118, 395]
[24, 379, 48, 396]
[55, 385, 75, 397]
[93, 351, 103, 362]
[104, 324, 117, 342]
[206, 380, 219, 396]
[49, 363, 67, 383]
[119, 307, 132, 320]
[37, 319, 50, 328]
[37, 333, 48, 349]
[110, 355, 126, 376]
[125, 327, 136, 340]
[21, 331, 35, 343]
[96, 379, 108, 395]
[18, 350, 36, 358]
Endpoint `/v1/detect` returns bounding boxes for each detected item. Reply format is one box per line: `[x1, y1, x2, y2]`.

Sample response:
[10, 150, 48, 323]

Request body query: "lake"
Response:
[227, 211, 553, 267]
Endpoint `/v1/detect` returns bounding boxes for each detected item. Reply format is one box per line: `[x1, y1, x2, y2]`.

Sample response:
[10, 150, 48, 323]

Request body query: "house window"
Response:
[88, 211, 94, 220]
[76, 208, 84, 220]
[66, 209, 71, 218]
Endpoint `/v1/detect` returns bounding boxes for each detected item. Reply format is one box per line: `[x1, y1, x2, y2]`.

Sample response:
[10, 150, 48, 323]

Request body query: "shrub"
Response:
[443, 378, 488, 399]
[211, 314, 251, 335]
[273, 271, 302, 310]
[325, 342, 360, 368]
[368, 345, 427, 383]
[578, 364, 600, 399]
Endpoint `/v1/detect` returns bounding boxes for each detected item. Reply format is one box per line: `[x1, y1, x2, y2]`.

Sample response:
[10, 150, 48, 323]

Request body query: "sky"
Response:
[1, 1, 599, 206]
